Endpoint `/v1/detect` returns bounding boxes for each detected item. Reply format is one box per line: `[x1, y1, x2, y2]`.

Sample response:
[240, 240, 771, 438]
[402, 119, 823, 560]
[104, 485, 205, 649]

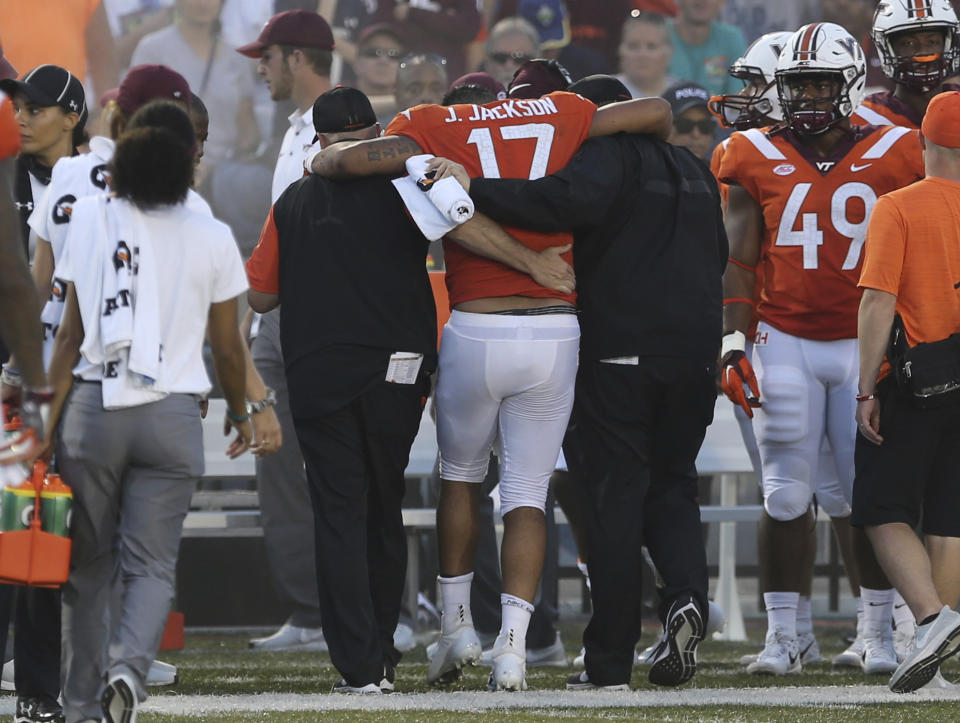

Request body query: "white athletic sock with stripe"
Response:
[797, 595, 813, 637]
[861, 587, 895, 637]
[764, 592, 799, 639]
[892, 590, 916, 630]
[439, 572, 474, 634]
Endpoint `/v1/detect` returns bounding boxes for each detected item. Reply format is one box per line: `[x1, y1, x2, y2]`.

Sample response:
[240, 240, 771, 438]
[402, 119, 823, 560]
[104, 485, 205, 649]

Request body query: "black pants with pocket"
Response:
[294, 374, 429, 687]
[568, 357, 715, 686]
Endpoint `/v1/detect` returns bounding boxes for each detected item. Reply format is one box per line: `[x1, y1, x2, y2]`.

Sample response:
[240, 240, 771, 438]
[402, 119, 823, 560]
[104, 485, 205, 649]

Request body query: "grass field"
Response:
[92, 620, 960, 721]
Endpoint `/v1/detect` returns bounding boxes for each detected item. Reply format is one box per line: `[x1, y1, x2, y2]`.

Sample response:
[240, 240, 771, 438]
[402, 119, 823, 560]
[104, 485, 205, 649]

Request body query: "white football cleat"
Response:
[862, 632, 898, 674]
[746, 629, 801, 675]
[832, 632, 866, 668]
[427, 609, 482, 685]
[797, 631, 822, 665]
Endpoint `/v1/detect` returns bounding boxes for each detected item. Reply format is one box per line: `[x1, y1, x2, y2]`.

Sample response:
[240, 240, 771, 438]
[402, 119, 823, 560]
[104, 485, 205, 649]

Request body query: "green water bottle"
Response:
[40, 473, 72, 537]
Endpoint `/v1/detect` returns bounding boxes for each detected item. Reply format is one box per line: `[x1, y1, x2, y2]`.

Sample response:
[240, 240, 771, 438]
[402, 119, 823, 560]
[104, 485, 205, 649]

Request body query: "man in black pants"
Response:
[436, 74, 727, 690]
[246, 87, 437, 693]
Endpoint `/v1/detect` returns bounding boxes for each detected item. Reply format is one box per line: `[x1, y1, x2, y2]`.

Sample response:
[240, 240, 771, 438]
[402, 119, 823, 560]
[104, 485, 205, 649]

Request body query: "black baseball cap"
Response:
[312, 86, 377, 133]
[569, 75, 631, 107]
[0, 64, 87, 126]
[661, 81, 710, 116]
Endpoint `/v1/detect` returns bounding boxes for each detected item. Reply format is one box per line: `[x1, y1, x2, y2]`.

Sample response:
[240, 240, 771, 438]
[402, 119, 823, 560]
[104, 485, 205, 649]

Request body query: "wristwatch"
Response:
[247, 386, 277, 414]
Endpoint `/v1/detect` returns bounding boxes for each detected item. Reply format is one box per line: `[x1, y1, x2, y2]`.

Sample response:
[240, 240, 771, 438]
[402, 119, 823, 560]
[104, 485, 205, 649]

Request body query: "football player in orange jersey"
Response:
[710, 31, 865, 671]
[0, 93, 51, 446]
[719, 22, 925, 677]
[308, 59, 673, 691]
[854, 0, 960, 127]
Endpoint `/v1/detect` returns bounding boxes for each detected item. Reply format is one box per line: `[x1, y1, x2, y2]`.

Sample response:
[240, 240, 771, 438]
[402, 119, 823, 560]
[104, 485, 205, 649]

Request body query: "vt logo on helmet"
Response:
[775, 23, 867, 135]
[872, 0, 960, 91]
[709, 31, 793, 131]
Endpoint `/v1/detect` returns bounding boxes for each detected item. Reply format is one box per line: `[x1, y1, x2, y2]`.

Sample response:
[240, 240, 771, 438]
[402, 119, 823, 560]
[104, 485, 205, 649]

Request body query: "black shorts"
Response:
[852, 378, 960, 536]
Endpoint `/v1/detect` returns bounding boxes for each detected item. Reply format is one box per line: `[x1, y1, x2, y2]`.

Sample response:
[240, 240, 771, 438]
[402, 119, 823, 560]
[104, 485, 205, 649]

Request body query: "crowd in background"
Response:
[8, 0, 960, 259]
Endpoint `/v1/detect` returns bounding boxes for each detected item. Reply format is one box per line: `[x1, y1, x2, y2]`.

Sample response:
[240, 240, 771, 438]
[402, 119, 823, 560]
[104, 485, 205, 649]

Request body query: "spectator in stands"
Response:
[102, 0, 175, 70]
[517, 0, 611, 80]
[822, 0, 892, 91]
[666, 0, 746, 96]
[483, 17, 540, 89]
[131, 0, 260, 168]
[236, 8, 333, 653]
[394, 54, 449, 115]
[721, 0, 820, 44]
[353, 24, 405, 119]
[0, 0, 119, 106]
[48, 99, 251, 723]
[616, 11, 677, 100]
[662, 81, 716, 162]
[384, 0, 480, 80]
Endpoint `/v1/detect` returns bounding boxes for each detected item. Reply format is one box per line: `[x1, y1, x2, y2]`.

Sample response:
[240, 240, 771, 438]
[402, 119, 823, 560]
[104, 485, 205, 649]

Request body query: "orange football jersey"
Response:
[0, 95, 19, 160]
[719, 125, 924, 340]
[710, 139, 730, 208]
[853, 91, 922, 129]
[385, 91, 596, 306]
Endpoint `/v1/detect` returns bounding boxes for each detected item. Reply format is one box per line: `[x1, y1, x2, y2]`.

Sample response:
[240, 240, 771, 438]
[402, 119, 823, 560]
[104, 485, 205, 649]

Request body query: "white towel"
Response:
[391, 154, 474, 241]
[72, 197, 166, 409]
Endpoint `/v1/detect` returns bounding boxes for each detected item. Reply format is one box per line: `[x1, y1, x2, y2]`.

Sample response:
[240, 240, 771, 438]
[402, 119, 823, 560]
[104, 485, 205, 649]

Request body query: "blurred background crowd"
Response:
[4, 0, 960, 259]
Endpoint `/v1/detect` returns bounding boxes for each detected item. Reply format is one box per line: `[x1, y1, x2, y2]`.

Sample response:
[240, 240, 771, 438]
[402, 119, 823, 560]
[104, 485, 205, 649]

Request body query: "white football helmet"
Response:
[775, 22, 867, 135]
[709, 31, 793, 129]
[872, 0, 960, 90]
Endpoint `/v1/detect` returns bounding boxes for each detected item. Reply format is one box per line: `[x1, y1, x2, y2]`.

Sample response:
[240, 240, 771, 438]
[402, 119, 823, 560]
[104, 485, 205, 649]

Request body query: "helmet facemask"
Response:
[776, 68, 861, 135]
[709, 70, 777, 130]
[886, 27, 959, 90]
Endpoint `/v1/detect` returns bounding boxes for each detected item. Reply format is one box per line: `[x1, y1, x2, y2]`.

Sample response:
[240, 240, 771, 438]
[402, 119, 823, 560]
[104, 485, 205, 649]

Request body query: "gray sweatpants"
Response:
[252, 309, 322, 628]
[56, 383, 202, 723]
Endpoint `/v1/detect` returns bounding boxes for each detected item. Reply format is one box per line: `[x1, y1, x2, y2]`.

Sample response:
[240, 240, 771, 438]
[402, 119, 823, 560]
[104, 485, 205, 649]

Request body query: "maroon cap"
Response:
[0, 42, 16, 81]
[236, 10, 335, 58]
[451, 72, 506, 100]
[357, 23, 405, 48]
[508, 58, 572, 99]
[117, 65, 191, 115]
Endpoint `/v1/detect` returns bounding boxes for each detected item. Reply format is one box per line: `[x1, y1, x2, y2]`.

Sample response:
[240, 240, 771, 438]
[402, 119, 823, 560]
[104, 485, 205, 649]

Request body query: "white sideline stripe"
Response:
[21, 684, 948, 715]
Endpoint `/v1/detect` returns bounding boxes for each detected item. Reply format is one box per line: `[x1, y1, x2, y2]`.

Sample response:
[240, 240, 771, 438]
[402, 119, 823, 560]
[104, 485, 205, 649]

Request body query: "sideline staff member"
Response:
[440, 74, 727, 691]
[854, 90, 960, 694]
[246, 87, 437, 694]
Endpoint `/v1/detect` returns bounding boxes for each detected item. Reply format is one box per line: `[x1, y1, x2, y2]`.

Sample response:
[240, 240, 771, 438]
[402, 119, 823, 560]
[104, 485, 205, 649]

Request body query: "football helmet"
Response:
[775, 23, 867, 135]
[709, 31, 793, 130]
[872, 0, 960, 90]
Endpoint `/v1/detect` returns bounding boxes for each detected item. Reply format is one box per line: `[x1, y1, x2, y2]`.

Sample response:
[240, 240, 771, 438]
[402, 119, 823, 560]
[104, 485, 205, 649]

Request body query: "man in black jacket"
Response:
[430, 74, 728, 691]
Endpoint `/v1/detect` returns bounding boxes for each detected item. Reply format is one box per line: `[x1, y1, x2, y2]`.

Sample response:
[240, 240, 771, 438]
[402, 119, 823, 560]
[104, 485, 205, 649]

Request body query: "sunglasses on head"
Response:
[674, 117, 716, 134]
[490, 51, 533, 65]
[360, 47, 403, 59]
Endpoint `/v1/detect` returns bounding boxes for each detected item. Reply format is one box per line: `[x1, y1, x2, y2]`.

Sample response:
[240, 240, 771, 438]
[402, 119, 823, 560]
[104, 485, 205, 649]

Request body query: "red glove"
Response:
[720, 332, 761, 418]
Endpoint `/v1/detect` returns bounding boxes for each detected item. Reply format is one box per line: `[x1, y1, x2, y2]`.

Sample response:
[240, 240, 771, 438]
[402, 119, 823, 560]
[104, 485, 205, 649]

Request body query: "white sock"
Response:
[764, 591, 799, 639]
[797, 596, 813, 637]
[892, 590, 916, 630]
[496, 594, 534, 653]
[861, 587, 895, 637]
[576, 558, 591, 590]
[438, 572, 474, 634]
[855, 596, 864, 636]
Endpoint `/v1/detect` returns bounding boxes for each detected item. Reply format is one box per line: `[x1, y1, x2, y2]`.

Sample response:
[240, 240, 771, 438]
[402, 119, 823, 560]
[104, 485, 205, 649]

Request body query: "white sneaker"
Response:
[894, 622, 916, 663]
[746, 629, 801, 675]
[487, 647, 527, 691]
[426, 610, 482, 685]
[249, 623, 327, 652]
[798, 631, 822, 665]
[393, 623, 416, 653]
[637, 632, 665, 666]
[832, 632, 866, 668]
[565, 670, 629, 691]
[891, 606, 960, 693]
[146, 660, 178, 686]
[862, 632, 898, 674]
[101, 672, 138, 723]
[331, 679, 382, 694]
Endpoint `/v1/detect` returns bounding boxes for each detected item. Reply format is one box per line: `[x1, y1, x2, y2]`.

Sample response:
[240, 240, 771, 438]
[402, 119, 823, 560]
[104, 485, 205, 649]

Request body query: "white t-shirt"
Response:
[57, 196, 248, 393]
[29, 136, 212, 366]
[272, 106, 315, 203]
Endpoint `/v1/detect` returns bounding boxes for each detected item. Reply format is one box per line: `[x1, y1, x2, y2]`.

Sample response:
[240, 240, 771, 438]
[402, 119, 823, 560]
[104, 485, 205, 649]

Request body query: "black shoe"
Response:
[15, 697, 64, 723]
[648, 597, 704, 686]
[565, 670, 629, 691]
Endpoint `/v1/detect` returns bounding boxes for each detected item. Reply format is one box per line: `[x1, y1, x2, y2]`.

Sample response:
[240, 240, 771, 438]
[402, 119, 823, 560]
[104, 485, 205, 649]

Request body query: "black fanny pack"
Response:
[888, 314, 960, 409]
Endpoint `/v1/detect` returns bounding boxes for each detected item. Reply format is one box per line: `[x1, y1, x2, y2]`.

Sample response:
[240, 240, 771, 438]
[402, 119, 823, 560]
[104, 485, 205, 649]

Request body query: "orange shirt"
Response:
[719, 125, 924, 340]
[859, 176, 960, 348]
[0, 0, 100, 80]
[853, 91, 922, 129]
[0, 94, 19, 159]
[384, 91, 596, 307]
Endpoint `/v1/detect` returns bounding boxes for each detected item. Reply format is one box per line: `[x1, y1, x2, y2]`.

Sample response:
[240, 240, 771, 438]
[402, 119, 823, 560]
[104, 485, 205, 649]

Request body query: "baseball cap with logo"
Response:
[569, 74, 632, 107]
[921, 91, 960, 149]
[312, 86, 377, 134]
[661, 81, 710, 117]
[518, 0, 571, 50]
[117, 65, 191, 115]
[237, 10, 335, 58]
[450, 72, 507, 100]
[0, 64, 87, 126]
[508, 58, 572, 99]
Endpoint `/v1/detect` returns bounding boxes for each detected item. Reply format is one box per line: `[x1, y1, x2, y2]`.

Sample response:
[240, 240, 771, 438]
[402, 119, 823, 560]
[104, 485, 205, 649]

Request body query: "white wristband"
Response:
[303, 146, 322, 175]
[721, 330, 746, 358]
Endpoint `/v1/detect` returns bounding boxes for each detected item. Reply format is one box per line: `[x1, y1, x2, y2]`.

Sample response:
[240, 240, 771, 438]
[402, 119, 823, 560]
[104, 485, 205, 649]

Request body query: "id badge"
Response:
[386, 352, 424, 384]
